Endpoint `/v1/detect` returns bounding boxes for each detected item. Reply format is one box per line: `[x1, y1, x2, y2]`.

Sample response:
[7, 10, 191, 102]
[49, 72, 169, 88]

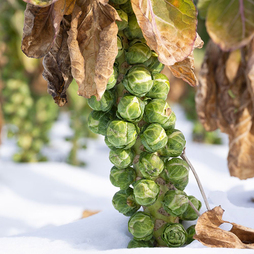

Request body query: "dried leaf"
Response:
[43, 18, 73, 106]
[194, 206, 254, 249]
[131, 0, 197, 66]
[81, 210, 100, 218]
[67, 1, 120, 99]
[206, 0, 254, 51]
[22, 0, 76, 58]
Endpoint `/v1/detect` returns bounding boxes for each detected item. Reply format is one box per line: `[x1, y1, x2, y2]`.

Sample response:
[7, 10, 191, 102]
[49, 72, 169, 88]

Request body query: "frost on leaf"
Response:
[131, 0, 197, 66]
[194, 206, 254, 249]
[67, 1, 120, 99]
[22, 0, 76, 58]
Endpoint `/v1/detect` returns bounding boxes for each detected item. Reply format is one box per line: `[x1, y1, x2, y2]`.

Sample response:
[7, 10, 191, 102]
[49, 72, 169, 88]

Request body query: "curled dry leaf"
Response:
[131, 0, 197, 66]
[194, 206, 254, 249]
[81, 210, 100, 218]
[22, 0, 76, 58]
[67, 1, 120, 99]
[43, 18, 73, 106]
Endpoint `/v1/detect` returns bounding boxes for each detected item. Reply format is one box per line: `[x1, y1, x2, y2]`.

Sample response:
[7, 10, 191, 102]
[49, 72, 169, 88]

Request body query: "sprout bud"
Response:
[106, 120, 138, 149]
[107, 65, 118, 90]
[128, 212, 154, 241]
[186, 225, 196, 244]
[133, 179, 160, 206]
[109, 148, 134, 169]
[109, 0, 128, 5]
[117, 95, 145, 122]
[124, 14, 143, 40]
[116, 9, 128, 31]
[120, 0, 134, 15]
[137, 152, 164, 179]
[110, 166, 136, 189]
[162, 189, 189, 216]
[127, 239, 154, 248]
[162, 223, 187, 247]
[88, 111, 113, 136]
[123, 66, 153, 97]
[144, 51, 164, 74]
[112, 187, 140, 216]
[87, 90, 115, 112]
[126, 42, 152, 64]
[180, 196, 202, 221]
[147, 73, 170, 100]
[144, 99, 175, 129]
[140, 123, 168, 152]
[164, 158, 189, 191]
[158, 129, 186, 158]
[116, 35, 124, 58]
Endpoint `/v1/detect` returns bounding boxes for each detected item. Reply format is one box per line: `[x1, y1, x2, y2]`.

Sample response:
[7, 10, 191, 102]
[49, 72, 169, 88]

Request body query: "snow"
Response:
[0, 105, 254, 254]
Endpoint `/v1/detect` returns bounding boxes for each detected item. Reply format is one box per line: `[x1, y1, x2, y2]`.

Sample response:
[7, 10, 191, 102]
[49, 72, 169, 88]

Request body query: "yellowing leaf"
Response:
[22, 0, 58, 7]
[67, 1, 120, 99]
[206, 0, 254, 51]
[194, 206, 254, 249]
[131, 0, 197, 66]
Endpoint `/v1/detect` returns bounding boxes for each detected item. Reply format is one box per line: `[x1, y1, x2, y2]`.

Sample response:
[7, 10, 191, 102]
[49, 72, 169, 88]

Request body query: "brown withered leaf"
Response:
[131, 0, 198, 66]
[81, 210, 100, 218]
[22, 0, 76, 58]
[194, 206, 254, 249]
[43, 18, 73, 106]
[67, 0, 120, 99]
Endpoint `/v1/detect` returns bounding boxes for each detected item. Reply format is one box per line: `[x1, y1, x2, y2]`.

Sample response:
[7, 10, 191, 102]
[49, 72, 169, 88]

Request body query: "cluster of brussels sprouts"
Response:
[87, 0, 201, 248]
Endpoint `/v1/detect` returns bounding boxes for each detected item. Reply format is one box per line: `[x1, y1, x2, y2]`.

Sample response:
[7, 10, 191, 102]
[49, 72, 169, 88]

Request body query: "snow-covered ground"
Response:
[0, 105, 254, 254]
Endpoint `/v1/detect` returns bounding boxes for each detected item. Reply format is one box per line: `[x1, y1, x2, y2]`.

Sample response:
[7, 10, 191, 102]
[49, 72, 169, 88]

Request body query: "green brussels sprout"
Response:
[185, 225, 196, 244]
[133, 179, 160, 206]
[88, 111, 112, 136]
[181, 196, 202, 221]
[120, 0, 134, 15]
[158, 129, 186, 158]
[140, 123, 168, 153]
[107, 65, 118, 90]
[144, 52, 164, 74]
[137, 152, 164, 179]
[126, 42, 152, 64]
[110, 0, 128, 4]
[116, 9, 128, 31]
[109, 148, 134, 169]
[128, 212, 154, 241]
[147, 73, 170, 100]
[117, 95, 145, 122]
[104, 136, 116, 149]
[112, 187, 140, 216]
[123, 66, 153, 97]
[116, 35, 124, 58]
[164, 158, 189, 191]
[162, 189, 189, 216]
[106, 120, 138, 149]
[162, 223, 187, 247]
[87, 90, 115, 112]
[110, 166, 136, 189]
[127, 239, 154, 248]
[144, 99, 176, 129]
[124, 14, 143, 40]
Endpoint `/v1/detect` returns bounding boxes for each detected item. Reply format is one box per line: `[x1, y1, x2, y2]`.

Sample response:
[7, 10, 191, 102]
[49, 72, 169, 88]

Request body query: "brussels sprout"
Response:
[117, 95, 145, 122]
[107, 65, 118, 90]
[144, 51, 164, 74]
[110, 166, 136, 189]
[87, 90, 115, 112]
[116, 9, 128, 31]
[164, 158, 189, 191]
[123, 66, 153, 97]
[112, 187, 140, 216]
[117, 35, 124, 58]
[109, 148, 134, 169]
[162, 223, 187, 247]
[162, 189, 189, 216]
[144, 99, 176, 129]
[147, 73, 170, 100]
[186, 225, 196, 244]
[126, 42, 152, 64]
[140, 123, 168, 152]
[128, 239, 154, 248]
[124, 14, 143, 40]
[120, 0, 134, 15]
[137, 152, 164, 179]
[181, 196, 202, 221]
[158, 129, 186, 158]
[104, 136, 116, 149]
[128, 212, 154, 241]
[88, 111, 112, 136]
[110, 0, 128, 4]
[133, 179, 160, 206]
[106, 120, 138, 149]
